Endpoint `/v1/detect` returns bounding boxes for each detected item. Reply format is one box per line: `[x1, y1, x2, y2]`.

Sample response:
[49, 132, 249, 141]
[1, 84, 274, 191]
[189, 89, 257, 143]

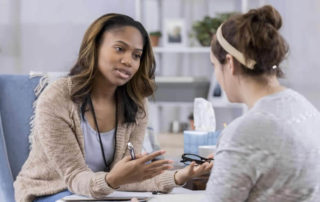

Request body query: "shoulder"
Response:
[220, 110, 282, 151]
[37, 77, 74, 111]
[40, 77, 70, 96]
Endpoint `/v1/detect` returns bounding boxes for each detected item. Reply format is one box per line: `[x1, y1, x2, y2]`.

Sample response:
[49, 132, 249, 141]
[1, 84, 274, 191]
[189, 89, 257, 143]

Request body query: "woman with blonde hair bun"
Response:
[205, 5, 320, 202]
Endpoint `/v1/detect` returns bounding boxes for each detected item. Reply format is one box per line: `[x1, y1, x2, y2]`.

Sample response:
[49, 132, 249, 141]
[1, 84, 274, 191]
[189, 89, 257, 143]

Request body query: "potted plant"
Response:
[192, 13, 236, 46]
[149, 31, 162, 47]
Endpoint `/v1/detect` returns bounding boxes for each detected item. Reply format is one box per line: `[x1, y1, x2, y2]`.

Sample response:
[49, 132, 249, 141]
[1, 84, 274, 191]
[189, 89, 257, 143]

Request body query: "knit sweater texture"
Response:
[204, 89, 320, 202]
[14, 77, 177, 202]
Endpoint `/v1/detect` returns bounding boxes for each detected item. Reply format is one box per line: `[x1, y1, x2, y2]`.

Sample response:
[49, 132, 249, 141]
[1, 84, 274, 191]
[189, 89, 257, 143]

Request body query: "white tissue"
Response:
[193, 98, 216, 132]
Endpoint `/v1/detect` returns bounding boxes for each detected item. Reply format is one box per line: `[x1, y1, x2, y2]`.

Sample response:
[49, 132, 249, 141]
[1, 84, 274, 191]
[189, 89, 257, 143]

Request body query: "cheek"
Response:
[132, 61, 140, 74]
[98, 53, 114, 69]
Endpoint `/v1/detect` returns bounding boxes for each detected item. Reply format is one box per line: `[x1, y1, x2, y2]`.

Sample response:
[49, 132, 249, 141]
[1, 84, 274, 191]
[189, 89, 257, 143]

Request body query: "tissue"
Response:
[193, 98, 216, 132]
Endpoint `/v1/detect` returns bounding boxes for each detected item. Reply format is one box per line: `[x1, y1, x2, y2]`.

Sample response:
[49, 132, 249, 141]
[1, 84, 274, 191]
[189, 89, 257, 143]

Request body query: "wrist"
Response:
[105, 173, 120, 189]
[174, 170, 185, 186]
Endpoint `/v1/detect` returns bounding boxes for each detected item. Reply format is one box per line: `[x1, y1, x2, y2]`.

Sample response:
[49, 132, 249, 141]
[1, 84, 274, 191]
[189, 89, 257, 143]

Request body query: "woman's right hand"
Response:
[105, 150, 173, 188]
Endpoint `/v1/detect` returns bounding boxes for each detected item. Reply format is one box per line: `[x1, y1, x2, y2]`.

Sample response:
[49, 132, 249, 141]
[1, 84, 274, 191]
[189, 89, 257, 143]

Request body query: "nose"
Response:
[121, 53, 132, 67]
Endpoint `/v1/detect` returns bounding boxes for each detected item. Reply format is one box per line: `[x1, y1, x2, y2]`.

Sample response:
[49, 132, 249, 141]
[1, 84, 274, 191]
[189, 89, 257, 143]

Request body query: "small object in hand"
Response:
[127, 142, 136, 160]
[180, 153, 213, 165]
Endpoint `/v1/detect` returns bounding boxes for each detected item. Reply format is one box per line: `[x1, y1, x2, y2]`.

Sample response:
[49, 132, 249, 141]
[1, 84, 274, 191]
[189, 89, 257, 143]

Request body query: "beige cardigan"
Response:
[14, 77, 176, 202]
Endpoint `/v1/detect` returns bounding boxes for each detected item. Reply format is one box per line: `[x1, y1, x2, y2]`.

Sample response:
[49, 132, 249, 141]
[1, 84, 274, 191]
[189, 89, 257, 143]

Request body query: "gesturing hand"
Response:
[106, 150, 173, 188]
[174, 154, 214, 185]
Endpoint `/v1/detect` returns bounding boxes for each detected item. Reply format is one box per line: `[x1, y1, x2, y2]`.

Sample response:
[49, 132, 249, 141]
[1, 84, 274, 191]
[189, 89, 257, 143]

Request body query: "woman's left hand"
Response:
[174, 159, 213, 185]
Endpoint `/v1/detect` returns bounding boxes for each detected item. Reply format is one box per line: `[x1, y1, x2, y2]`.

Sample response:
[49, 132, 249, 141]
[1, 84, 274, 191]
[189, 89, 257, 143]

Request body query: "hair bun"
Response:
[256, 5, 282, 30]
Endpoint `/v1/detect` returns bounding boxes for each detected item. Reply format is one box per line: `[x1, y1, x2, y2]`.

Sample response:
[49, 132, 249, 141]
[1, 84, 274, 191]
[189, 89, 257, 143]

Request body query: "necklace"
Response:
[88, 96, 118, 172]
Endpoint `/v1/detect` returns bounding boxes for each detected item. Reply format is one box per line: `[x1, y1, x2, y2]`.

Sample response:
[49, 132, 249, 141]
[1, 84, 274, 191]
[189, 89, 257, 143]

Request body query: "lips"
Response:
[114, 68, 131, 79]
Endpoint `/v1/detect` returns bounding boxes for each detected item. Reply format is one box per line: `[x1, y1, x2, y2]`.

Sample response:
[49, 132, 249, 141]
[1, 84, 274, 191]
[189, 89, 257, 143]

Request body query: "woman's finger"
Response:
[147, 164, 173, 174]
[131, 197, 139, 202]
[207, 153, 214, 159]
[135, 152, 149, 159]
[194, 162, 208, 173]
[146, 159, 173, 169]
[188, 162, 196, 174]
[121, 155, 133, 162]
[139, 150, 166, 163]
[142, 170, 164, 180]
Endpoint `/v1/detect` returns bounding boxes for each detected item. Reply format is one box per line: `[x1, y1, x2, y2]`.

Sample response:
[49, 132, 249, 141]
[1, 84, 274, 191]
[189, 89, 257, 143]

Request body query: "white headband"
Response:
[216, 24, 256, 69]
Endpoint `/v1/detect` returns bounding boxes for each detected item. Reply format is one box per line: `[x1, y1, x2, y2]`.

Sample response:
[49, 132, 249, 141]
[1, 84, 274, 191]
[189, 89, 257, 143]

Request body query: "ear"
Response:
[225, 54, 236, 75]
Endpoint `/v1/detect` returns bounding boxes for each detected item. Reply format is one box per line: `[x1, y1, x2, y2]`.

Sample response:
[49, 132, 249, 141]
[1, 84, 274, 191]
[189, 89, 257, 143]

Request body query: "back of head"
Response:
[212, 5, 288, 77]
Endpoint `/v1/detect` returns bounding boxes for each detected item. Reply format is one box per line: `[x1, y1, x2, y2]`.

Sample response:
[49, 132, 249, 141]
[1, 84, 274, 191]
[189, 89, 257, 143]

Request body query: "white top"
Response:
[205, 89, 320, 202]
[80, 116, 115, 172]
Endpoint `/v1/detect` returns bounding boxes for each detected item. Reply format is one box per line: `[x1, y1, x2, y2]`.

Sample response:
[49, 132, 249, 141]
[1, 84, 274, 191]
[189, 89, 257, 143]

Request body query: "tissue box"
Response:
[183, 130, 221, 155]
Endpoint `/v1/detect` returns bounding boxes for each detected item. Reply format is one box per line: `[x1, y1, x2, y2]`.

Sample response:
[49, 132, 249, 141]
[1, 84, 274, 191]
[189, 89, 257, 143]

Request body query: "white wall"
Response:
[143, 0, 320, 132]
[0, 0, 20, 73]
[0, 0, 135, 74]
[268, 0, 320, 109]
[144, 0, 249, 132]
[1, 0, 319, 132]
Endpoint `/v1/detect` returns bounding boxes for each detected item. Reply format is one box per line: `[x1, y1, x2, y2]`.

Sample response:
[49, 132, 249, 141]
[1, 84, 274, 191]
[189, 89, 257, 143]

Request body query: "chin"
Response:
[229, 97, 242, 103]
[114, 79, 130, 87]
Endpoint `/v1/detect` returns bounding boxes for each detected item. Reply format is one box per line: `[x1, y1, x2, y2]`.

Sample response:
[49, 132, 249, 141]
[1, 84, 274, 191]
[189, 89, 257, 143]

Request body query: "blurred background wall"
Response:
[1, 0, 319, 132]
[0, 0, 134, 74]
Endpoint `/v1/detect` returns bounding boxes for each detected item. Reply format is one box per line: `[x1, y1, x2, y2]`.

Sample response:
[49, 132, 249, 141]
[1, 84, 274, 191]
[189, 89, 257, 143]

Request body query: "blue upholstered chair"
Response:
[0, 75, 41, 202]
[0, 74, 161, 202]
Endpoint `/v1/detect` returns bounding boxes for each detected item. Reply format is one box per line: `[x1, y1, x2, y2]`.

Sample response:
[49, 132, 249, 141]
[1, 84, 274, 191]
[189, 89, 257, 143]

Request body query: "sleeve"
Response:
[203, 113, 278, 202]
[34, 82, 115, 198]
[119, 170, 177, 192]
[118, 99, 178, 192]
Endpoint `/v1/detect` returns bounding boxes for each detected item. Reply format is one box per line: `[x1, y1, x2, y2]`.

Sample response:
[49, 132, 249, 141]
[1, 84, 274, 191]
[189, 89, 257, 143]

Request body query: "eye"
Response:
[115, 46, 124, 52]
[133, 53, 142, 60]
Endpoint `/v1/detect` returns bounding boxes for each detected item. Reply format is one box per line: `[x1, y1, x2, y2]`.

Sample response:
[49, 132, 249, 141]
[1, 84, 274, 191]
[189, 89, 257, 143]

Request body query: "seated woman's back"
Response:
[205, 4, 320, 201]
[205, 89, 320, 201]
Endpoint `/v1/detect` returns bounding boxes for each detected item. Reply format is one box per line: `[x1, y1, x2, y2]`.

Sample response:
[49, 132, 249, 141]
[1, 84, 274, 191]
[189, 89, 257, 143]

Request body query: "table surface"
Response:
[149, 187, 205, 202]
[57, 187, 205, 202]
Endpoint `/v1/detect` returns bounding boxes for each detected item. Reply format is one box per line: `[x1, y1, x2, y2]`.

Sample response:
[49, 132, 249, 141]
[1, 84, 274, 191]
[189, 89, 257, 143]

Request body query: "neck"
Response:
[239, 75, 285, 109]
[91, 74, 117, 103]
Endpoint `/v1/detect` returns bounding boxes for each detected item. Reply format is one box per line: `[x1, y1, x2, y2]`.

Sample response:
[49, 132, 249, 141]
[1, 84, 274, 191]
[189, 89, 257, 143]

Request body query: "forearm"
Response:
[118, 170, 177, 192]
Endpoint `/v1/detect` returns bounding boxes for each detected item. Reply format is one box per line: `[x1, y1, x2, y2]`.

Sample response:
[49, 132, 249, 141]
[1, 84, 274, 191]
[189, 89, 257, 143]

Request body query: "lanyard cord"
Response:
[88, 96, 118, 172]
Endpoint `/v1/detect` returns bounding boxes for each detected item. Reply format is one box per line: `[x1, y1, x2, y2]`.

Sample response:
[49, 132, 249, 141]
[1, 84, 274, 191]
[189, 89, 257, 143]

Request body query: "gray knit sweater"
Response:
[205, 89, 320, 202]
[14, 77, 177, 202]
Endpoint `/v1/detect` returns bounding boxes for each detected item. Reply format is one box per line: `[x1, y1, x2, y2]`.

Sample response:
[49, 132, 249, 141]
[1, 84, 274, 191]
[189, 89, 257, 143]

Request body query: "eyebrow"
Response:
[115, 40, 143, 52]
